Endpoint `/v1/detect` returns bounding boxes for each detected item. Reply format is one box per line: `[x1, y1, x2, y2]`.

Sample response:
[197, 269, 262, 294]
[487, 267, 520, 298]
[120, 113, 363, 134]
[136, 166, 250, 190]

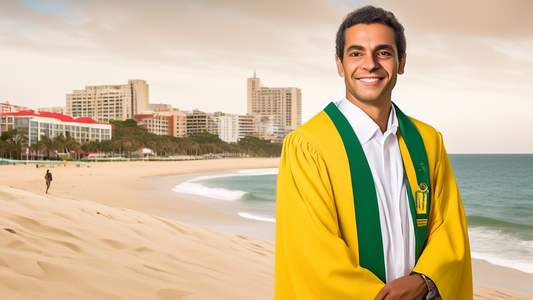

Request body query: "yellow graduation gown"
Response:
[275, 107, 472, 299]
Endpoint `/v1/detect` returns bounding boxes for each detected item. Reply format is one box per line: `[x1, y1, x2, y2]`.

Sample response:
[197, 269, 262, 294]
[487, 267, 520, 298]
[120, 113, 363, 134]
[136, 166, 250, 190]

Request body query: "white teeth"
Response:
[359, 78, 380, 82]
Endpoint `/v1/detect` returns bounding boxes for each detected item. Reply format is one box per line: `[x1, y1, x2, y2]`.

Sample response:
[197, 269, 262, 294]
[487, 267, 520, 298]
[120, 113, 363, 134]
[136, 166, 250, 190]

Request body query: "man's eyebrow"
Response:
[375, 44, 395, 53]
[345, 44, 396, 53]
[345, 45, 364, 53]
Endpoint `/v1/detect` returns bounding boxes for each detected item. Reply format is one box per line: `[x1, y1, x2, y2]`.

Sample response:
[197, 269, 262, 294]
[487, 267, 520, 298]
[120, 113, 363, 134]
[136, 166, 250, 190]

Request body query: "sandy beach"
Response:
[1, 158, 532, 299]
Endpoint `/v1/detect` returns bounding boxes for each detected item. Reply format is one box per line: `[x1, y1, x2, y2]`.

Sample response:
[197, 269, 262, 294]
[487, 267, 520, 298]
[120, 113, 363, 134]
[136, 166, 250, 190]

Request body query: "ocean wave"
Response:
[171, 182, 248, 201]
[238, 212, 276, 223]
[469, 226, 533, 274]
[467, 215, 533, 240]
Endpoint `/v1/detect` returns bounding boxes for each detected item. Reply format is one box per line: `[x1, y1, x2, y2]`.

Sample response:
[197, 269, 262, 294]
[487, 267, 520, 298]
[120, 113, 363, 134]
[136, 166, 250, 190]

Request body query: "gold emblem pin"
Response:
[415, 183, 428, 215]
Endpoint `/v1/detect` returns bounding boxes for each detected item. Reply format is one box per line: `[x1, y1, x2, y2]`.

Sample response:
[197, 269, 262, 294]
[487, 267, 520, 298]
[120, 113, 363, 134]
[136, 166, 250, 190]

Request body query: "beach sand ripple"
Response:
[0, 186, 274, 300]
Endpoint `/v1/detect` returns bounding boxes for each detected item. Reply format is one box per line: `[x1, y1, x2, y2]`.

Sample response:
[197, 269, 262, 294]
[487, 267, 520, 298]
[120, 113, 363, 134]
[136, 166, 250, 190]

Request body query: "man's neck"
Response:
[346, 97, 391, 133]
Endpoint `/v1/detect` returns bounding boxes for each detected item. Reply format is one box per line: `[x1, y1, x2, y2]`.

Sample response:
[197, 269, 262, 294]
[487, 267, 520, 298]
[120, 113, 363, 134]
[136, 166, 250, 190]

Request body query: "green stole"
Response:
[323, 102, 431, 283]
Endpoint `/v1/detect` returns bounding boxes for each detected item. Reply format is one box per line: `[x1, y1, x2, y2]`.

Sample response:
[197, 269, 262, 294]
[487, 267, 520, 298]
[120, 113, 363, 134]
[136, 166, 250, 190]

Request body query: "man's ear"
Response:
[335, 54, 345, 77]
[398, 53, 406, 75]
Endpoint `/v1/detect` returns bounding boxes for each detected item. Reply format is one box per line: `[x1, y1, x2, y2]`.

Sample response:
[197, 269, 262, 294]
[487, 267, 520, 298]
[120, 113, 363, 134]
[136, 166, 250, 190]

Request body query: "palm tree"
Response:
[29, 140, 45, 160]
[99, 140, 114, 158]
[55, 134, 80, 156]
[0, 139, 16, 158]
[167, 141, 180, 156]
[40, 135, 59, 160]
[237, 136, 267, 157]
[113, 137, 140, 159]
[7, 129, 29, 160]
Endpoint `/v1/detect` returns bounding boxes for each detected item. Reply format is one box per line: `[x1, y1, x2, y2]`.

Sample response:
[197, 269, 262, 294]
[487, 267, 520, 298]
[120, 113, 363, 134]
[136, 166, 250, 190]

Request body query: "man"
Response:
[275, 5, 472, 300]
[45, 169, 52, 193]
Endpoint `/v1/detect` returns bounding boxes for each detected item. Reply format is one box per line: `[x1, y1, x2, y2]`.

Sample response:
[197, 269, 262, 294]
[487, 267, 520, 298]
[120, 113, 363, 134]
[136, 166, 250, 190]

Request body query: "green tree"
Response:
[0, 139, 16, 158]
[39, 135, 59, 160]
[6, 129, 29, 159]
[55, 134, 80, 156]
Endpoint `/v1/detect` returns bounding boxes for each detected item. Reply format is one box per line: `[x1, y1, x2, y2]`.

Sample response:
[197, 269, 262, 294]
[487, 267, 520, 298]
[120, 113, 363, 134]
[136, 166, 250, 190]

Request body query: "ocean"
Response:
[171, 154, 533, 274]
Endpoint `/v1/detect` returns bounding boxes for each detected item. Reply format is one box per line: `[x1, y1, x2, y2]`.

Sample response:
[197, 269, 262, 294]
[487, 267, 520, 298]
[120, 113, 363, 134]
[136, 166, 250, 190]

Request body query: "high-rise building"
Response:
[66, 79, 149, 123]
[247, 73, 301, 141]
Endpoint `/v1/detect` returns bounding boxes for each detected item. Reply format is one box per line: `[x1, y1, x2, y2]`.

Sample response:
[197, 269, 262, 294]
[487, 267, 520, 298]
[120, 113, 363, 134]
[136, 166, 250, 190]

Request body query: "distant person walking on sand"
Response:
[44, 169, 52, 193]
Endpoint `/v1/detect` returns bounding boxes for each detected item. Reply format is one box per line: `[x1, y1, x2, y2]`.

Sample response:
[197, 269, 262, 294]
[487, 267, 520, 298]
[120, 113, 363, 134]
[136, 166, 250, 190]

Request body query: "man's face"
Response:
[335, 23, 406, 106]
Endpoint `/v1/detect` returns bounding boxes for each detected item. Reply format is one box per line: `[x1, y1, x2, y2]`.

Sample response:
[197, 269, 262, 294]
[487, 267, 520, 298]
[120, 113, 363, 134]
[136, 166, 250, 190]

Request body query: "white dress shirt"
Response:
[336, 98, 416, 283]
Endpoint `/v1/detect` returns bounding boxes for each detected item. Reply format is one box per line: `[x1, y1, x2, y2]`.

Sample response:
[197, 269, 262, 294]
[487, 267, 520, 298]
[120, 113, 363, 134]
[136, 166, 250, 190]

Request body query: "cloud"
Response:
[377, 0, 533, 39]
[0, 0, 344, 78]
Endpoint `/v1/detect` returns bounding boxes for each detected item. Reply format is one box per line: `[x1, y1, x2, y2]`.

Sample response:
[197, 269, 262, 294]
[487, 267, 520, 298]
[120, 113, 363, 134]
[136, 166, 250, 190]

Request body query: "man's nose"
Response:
[361, 54, 377, 71]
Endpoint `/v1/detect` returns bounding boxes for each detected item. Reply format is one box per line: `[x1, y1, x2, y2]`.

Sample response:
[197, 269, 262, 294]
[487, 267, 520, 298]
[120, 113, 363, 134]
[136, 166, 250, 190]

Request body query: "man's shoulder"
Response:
[407, 115, 444, 154]
[408, 116, 439, 138]
[282, 104, 342, 153]
[293, 106, 338, 143]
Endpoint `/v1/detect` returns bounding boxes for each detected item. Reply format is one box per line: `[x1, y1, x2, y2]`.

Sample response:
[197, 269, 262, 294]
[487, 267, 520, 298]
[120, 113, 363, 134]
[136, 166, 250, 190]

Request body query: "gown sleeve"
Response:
[275, 132, 385, 300]
[412, 132, 473, 300]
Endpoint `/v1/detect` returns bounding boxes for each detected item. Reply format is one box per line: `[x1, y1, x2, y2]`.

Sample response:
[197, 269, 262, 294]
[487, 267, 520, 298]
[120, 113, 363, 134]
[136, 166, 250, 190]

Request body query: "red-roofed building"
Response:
[0, 110, 113, 145]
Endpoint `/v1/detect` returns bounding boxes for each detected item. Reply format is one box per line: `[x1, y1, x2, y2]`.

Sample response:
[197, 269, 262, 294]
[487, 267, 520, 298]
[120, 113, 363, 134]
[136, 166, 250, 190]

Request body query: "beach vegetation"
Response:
[0, 129, 28, 159]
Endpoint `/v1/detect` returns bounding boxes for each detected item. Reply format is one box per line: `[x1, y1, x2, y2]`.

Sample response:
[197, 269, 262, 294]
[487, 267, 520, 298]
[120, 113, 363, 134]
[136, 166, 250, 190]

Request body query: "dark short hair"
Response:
[335, 5, 406, 63]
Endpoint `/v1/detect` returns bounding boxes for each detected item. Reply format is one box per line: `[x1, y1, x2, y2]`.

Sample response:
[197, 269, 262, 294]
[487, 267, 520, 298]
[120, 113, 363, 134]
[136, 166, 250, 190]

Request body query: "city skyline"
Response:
[1, 0, 532, 153]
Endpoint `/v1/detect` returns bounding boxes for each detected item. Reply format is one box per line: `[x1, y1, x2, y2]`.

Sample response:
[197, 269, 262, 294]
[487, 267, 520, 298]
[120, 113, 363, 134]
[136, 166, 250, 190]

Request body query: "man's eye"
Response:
[349, 52, 361, 57]
[377, 51, 391, 57]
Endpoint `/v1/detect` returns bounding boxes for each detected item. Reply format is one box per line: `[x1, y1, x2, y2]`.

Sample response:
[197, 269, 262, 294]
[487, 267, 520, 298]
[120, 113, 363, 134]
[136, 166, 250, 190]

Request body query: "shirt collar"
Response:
[335, 98, 399, 145]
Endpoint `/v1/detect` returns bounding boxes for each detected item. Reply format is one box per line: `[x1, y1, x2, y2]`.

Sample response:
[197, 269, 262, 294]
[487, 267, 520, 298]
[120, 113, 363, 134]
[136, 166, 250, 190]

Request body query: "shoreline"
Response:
[1, 159, 532, 299]
[143, 170, 276, 241]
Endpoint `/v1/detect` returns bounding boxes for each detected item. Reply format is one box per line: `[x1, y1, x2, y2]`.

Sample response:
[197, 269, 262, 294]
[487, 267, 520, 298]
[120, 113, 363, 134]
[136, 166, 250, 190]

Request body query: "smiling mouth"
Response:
[357, 77, 383, 82]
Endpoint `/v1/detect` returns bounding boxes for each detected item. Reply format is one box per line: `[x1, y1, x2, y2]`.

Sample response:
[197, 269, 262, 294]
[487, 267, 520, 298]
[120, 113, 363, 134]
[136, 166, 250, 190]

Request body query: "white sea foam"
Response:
[237, 168, 279, 176]
[189, 168, 278, 182]
[172, 182, 248, 201]
[238, 212, 276, 223]
[469, 227, 533, 274]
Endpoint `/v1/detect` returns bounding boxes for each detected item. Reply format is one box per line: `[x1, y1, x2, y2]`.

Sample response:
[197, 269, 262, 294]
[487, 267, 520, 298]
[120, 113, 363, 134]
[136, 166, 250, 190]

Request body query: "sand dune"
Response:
[0, 185, 273, 300]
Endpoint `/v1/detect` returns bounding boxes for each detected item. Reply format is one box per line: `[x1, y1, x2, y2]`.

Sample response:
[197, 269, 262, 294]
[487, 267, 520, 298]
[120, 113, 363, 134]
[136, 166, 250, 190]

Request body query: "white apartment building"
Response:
[66, 79, 149, 123]
[0, 110, 112, 145]
[238, 114, 256, 141]
[218, 114, 239, 144]
[134, 113, 169, 136]
[206, 112, 223, 137]
[247, 73, 302, 141]
[38, 107, 67, 114]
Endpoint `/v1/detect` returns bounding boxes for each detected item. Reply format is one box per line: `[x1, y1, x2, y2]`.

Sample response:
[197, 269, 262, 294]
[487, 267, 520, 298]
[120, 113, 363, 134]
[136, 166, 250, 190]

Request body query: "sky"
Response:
[0, 0, 532, 153]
